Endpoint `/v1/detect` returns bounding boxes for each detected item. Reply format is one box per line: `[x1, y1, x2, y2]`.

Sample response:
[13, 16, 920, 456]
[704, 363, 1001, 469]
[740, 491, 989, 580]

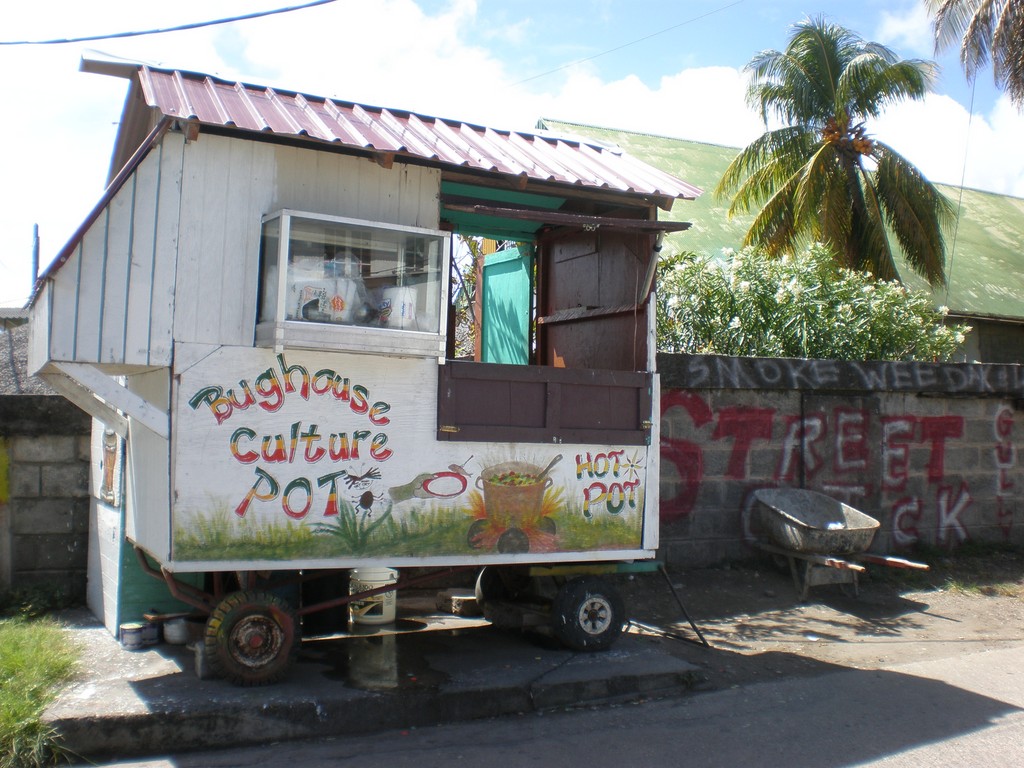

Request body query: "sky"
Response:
[2, 0, 1023, 307]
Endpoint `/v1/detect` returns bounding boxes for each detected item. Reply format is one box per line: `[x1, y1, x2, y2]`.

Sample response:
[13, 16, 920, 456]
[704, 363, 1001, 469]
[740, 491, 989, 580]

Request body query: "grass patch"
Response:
[0, 616, 79, 768]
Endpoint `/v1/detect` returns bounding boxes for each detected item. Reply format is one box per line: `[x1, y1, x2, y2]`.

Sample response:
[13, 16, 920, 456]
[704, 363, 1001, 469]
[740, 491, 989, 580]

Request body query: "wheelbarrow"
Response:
[752, 488, 928, 600]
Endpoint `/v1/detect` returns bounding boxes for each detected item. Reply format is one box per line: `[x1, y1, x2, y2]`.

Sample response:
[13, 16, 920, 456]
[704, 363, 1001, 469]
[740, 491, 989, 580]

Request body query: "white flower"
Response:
[939, 305, 950, 316]
[738, 281, 751, 292]
[729, 316, 742, 329]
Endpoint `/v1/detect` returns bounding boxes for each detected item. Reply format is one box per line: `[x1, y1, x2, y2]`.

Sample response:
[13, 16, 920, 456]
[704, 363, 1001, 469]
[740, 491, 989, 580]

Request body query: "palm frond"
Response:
[838, 55, 936, 117]
[742, 175, 801, 255]
[992, 0, 1024, 104]
[792, 142, 841, 228]
[795, 143, 852, 248]
[961, 0, 1000, 76]
[872, 142, 954, 287]
[927, 0, 981, 52]
[852, 171, 899, 280]
[929, 0, 1024, 108]
[715, 126, 813, 201]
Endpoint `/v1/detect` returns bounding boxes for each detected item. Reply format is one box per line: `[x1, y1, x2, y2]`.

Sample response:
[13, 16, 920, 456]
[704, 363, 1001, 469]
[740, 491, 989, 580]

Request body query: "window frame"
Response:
[255, 209, 450, 358]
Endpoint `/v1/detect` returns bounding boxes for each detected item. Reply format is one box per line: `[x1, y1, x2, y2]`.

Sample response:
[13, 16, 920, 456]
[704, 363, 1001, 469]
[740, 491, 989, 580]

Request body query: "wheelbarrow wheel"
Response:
[204, 590, 298, 686]
[551, 576, 626, 651]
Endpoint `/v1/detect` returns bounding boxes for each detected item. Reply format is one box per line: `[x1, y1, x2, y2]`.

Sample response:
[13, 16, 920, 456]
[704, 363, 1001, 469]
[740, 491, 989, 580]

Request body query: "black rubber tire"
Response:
[204, 590, 298, 686]
[551, 576, 626, 651]
[497, 527, 530, 554]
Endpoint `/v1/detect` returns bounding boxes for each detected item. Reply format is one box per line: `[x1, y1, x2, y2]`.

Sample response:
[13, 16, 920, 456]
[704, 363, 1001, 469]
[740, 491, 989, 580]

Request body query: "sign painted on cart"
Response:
[171, 346, 648, 563]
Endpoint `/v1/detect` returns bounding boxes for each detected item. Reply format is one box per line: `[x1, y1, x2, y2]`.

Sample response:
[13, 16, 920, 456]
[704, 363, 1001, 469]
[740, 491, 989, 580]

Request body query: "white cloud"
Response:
[541, 65, 762, 147]
[874, 1, 935, 56]
[874, 93, 1024, 196]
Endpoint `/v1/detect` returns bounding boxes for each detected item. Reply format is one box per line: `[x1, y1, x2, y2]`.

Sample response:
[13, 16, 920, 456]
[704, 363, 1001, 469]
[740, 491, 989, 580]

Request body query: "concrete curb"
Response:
[48, 617, 702, 762]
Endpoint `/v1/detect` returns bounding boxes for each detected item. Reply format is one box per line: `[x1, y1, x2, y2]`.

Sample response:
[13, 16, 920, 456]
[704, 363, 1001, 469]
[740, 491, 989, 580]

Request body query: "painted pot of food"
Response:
[476, 458, 558, 529]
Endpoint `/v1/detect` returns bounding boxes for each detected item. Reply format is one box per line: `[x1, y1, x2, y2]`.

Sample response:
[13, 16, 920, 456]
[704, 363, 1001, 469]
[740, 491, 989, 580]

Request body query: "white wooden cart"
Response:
[28, 58, 698, 684]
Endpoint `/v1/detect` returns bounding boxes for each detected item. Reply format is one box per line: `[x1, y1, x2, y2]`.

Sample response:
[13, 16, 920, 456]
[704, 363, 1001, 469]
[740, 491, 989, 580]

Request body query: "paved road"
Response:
[92, 644, 1024, 767]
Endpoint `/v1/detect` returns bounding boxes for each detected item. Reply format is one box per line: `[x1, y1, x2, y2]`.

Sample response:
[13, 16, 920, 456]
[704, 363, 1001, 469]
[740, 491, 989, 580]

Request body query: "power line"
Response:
[0, 0, 338, 45]
[512, 0, 746, 86]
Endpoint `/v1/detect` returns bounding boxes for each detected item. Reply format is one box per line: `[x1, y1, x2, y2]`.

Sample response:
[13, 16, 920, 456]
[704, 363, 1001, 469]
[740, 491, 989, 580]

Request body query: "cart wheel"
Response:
[204, 590, 298, 686]
[551, 576, 626, 651]
[536, 516, 556, 535]
[497, 527, 530, 553]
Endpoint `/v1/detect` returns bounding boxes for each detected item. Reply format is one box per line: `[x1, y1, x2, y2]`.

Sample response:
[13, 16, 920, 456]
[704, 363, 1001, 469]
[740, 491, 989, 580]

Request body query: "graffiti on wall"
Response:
[677, 354, 1024, 395]
[661, 390, 1018, 547]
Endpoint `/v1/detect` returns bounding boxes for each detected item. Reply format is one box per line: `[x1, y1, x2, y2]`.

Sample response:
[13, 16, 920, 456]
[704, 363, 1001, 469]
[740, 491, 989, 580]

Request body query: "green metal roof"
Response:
[539, 119, 1024, 321]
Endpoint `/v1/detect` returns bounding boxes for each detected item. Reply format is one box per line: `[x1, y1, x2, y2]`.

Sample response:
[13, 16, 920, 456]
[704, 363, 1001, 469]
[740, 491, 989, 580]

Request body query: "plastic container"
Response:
[141, 622, 160, 646]
[349, 567, 399, 625]
[119, 622, 146, 650]
[163, 617, 190, 645]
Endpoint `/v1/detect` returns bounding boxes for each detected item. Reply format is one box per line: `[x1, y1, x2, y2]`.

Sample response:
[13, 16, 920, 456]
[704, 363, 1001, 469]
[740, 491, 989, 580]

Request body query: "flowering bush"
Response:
[656, 244, 970, 361]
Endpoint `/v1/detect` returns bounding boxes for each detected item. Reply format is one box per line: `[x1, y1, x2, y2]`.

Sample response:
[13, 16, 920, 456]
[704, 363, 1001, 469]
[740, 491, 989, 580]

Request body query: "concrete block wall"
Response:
[658, 353, 1024, 567]
[0, 397, 91, 599]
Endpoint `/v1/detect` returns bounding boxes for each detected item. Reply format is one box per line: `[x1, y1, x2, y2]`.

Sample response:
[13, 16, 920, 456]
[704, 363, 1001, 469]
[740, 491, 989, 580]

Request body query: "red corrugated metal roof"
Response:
[132, 65, 701, 202]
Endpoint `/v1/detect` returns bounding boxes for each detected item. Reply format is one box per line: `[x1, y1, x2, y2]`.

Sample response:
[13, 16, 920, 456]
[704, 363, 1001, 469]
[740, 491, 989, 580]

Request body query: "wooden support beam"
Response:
[42, 372, 129, 438]
[50, 362, 169, 440]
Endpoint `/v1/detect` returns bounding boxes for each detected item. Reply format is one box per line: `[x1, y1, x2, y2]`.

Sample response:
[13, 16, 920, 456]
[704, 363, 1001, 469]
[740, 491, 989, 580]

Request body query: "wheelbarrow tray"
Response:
[753, 489, 880, 555]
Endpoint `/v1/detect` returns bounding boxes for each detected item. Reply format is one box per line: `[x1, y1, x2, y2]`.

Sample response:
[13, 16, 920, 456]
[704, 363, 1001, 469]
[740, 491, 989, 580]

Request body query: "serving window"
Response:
[257, 210, 449, 356]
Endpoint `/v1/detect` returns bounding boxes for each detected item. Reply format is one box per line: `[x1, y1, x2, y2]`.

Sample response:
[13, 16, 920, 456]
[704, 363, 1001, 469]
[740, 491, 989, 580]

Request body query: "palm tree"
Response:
[928, 0, 1024, 109]
[716, 17, 953, 286]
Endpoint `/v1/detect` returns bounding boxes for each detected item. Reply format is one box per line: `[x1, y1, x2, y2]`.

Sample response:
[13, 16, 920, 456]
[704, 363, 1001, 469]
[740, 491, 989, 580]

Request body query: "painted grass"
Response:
[0, 617, 79, 768]
[174, 489, 644, 561]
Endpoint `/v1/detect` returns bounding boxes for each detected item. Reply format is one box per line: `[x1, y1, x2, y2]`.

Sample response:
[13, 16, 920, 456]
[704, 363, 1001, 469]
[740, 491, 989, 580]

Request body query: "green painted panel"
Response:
[482, 246, 532, 365]
[116, 542, 202, 626]
[440, 181, 565, 241]
[441, 181, 565, 208]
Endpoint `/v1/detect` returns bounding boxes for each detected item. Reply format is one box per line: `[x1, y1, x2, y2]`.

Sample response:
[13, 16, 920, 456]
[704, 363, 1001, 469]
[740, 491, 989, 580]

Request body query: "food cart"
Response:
[28, 57, 698, 684]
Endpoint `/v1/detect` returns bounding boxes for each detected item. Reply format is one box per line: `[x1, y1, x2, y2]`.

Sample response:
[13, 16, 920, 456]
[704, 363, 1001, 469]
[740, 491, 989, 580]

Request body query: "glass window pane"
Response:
[262, 214, 444, 333]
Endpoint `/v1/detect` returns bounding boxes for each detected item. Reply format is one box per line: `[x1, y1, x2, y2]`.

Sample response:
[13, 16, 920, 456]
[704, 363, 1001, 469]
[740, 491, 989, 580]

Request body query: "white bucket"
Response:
[349, 567, 399, 625]
[163, 618, 189, 645]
